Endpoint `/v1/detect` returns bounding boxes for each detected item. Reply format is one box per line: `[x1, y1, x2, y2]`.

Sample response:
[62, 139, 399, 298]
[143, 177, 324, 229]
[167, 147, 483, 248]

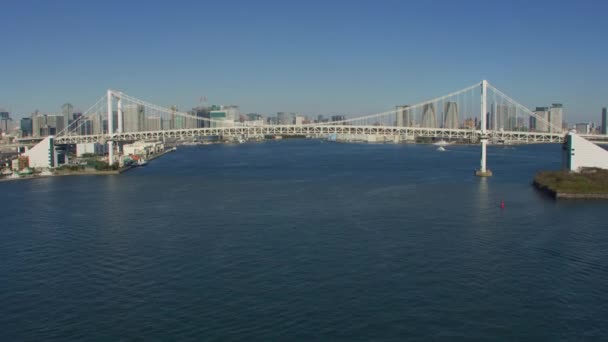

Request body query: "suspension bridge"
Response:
[27, 80, 594, 176]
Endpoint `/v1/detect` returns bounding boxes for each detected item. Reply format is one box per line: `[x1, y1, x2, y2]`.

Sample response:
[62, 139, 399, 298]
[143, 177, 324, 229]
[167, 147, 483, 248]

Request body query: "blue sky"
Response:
[1, 0, 606, 122]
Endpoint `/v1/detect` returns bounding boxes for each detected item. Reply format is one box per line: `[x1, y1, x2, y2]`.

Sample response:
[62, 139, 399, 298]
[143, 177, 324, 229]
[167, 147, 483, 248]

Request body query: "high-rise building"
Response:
[62, 103, 74, 132]
[0, 111, 9, 134]
[396, 105, 412, 127]
[533, 107, 550, 132]
[34, 114, 65, 136]
[31, 111, 40, 136]
[601, 107, 607, 135]
[277, 112, 295, 125]
[193, 106, 210, 128]
[91, 114, 104, 135]
[549, 103, 563, 133]
[529, 116, 537, 131]
[146, 116, 162, 131]
[443, 102, 459, 129]
[20, 117, 33, 136]
[331, 115, 346, 122]
[122, 104, 145, 132]
[494, 104, 515, 131]
[421, 103, 436, 128]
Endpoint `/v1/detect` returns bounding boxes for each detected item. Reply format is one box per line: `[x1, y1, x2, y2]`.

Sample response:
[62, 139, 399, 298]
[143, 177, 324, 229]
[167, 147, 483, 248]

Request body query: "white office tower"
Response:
[549, 103, 563, 133]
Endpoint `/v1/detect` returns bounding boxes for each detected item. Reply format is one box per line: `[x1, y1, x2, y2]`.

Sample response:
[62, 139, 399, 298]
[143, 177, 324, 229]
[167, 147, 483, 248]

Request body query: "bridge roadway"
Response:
[53, 124, 568, 145]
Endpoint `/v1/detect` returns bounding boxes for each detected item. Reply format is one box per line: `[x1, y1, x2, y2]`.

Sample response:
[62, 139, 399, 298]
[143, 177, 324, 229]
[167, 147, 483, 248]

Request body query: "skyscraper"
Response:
[122, 104, 145, 132]
[62, 103, 74, 132]
[602, 107, 607, 135]
[533, 107, 550, 132]
[494, 104, 513, 130]
[421, 103, 436, 128]
[549, 103, 563, 133]
[20, 117, 33, 136]
[443, 102, 459, 129]
[0, 111, 9, 134]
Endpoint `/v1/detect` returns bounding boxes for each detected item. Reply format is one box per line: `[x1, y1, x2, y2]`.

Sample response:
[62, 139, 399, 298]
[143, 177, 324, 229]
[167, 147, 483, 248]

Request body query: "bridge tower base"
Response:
[108, 141, 114, 165]
[475, 138, 493, 177]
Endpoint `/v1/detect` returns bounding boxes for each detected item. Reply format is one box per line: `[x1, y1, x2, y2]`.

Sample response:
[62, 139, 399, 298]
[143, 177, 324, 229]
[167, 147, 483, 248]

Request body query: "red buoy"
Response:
[500, 200, 505, 209]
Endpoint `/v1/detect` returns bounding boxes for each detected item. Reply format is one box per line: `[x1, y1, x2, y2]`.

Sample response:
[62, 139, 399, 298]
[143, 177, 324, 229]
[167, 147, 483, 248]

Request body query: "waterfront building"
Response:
[421, 103, 436, 128]
[443, 102, 459, 129]
[23, 136, 55, 168]
[123, 141, 164, 156]
[295, 115, 305, 125]
[331, 115, 346, 122]
[76, 142, 106, 157]
[602, 107, 607, 135]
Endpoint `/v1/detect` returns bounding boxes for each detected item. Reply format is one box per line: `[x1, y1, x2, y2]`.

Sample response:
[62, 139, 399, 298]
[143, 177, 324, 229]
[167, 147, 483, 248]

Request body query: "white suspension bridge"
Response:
[31, 80, 598, 176]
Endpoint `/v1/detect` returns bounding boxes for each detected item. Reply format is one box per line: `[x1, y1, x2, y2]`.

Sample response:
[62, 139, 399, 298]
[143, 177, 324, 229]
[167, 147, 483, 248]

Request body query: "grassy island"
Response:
[533, 168, 608, 199]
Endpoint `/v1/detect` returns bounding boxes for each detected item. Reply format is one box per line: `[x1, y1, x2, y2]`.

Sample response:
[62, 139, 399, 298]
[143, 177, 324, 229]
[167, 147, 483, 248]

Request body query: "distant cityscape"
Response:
[1, 102, 607, 140]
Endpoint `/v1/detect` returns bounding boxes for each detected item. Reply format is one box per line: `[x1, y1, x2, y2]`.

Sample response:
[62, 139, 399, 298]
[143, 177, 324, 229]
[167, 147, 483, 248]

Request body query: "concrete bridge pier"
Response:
[476, 137, 493, 177]
[108, 141, 114, 165]
[476, 80, 493, 177]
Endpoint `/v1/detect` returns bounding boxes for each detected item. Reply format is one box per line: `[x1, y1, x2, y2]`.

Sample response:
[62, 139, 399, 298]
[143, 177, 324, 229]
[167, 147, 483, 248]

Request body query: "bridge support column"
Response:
[476, 138, 492, 177]
[117, 96, 123, 134]
[476, 80, 492, 177]
[108, 141, 114, 165]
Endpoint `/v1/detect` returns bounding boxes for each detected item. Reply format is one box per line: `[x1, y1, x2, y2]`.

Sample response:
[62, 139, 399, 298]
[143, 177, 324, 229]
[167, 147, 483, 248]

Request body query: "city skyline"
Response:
[1, 1, 607, 121]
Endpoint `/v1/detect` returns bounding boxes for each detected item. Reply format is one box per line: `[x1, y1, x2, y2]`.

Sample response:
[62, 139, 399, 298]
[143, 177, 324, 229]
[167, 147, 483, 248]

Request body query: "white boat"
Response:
[137, 159, 148, 166]
[437, 146, 446, 152]
[433, 140, 449, 146]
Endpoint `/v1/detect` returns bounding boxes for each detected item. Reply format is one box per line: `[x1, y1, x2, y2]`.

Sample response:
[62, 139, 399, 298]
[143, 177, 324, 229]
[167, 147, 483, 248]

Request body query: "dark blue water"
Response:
[1, 140, 607, 340]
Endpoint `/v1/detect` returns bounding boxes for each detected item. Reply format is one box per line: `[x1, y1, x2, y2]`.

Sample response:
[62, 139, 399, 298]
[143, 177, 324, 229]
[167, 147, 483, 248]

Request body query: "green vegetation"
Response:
[534, 168, 608, 194]
[87, 160, 119, 171]
[56, 165, 85, 172]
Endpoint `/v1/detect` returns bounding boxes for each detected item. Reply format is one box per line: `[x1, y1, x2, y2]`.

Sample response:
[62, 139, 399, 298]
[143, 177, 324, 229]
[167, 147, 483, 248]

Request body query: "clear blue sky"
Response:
[1, 0, 606, 122]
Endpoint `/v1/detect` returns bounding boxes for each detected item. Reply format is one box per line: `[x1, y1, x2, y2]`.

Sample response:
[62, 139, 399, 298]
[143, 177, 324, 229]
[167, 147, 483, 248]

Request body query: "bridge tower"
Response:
[476, 80, 493, 177]
[106, 90, 124, 164]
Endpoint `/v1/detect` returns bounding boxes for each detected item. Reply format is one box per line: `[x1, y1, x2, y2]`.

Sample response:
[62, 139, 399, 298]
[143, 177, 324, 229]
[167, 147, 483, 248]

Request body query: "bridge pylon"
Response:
[476, 80, 493, 177]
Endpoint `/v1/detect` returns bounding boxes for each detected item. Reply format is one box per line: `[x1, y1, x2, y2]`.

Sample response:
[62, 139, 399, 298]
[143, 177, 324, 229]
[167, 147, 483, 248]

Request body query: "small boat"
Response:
[433, 140, 449, 146]
[437, 146, 446, 152]
[137, 159, 148, 166]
